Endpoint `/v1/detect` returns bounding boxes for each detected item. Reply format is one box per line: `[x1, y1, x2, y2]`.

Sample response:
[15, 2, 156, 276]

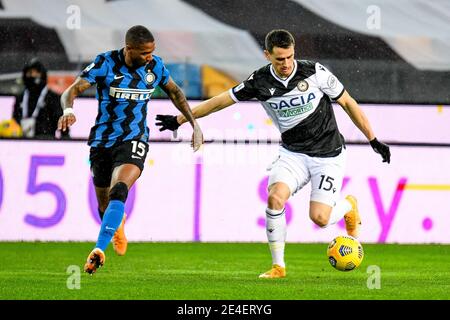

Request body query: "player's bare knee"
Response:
[268, 192, 286, 210]
[310, 211, 329, 227]
[109, 182, 129, 202]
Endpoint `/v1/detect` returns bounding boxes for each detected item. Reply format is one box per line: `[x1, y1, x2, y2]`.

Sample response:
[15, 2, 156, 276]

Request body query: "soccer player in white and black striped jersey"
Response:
[156, 29, 390, 278]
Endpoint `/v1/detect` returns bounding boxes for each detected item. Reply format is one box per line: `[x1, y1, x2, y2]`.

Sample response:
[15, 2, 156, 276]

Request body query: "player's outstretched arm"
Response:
[155, 90, 235, 131]
[160, 78, 204, 151]
[337, 90, 391, 163]
[58, 77, 92, 132]
[177, 90, 236, 125]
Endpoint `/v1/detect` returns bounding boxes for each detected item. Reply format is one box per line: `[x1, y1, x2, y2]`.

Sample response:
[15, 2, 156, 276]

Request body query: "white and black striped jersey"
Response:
[229, 60, 345, 157]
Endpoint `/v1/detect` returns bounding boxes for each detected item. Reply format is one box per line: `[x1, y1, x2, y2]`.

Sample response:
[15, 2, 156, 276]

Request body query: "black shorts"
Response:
[89, 140, 149, 188]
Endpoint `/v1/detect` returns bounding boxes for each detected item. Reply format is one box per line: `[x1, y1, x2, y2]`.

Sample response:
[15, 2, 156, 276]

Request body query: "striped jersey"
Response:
[80, 48, 170, 147]
[229, 60, 345, 157]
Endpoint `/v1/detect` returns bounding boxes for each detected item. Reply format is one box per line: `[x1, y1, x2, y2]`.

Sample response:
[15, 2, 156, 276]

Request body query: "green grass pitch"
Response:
[0, 242, 449, 300]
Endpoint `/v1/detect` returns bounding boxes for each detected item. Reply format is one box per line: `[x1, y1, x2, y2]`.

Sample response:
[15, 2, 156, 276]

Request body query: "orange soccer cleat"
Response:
[258, 264, 286, 279]
[112, 213, 128, 256]
[84, 248, 105, 275]
[344, 195, 362, 238]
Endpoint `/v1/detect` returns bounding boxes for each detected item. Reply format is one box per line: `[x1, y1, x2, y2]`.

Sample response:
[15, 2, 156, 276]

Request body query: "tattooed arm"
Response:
[58, 77, 92, 132]
[160, 78, 203, 151]
[161, 78, 199, 128]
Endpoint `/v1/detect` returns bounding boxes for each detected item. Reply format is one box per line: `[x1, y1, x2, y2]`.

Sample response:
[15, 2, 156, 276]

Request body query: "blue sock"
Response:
[95, 200, 124, 251]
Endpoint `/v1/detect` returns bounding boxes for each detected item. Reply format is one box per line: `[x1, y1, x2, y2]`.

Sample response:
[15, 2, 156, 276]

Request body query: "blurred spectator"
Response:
[12, 58, 70, 139]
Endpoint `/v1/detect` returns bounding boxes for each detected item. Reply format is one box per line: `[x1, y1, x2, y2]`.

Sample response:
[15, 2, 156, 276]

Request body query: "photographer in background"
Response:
[12, 58, 70, 139]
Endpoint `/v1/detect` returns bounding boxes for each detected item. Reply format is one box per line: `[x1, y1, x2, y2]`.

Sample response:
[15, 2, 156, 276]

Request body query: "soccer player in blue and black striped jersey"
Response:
[58, 25, 203, 274]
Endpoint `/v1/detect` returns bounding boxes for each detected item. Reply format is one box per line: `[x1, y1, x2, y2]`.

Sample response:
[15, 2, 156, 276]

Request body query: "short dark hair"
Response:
[265, 29, 295, 53]
[125, 25, 154, 46]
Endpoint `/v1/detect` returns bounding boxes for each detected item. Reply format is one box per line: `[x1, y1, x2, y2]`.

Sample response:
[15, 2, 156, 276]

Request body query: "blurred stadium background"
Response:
[0, 0, 449, 301]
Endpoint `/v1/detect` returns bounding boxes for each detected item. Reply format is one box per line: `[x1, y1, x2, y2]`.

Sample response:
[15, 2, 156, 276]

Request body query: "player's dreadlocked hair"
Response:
[265, 29, 295, 53]
[125, 25, 155, 46]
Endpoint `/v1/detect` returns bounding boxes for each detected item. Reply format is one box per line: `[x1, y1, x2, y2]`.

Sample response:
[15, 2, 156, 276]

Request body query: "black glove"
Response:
[155, 114, 180, 132]
[370, 138, 391, 163]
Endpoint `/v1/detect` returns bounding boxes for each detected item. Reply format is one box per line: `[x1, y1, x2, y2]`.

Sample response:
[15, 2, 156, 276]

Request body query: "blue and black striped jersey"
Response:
[80, 48, 170, 147]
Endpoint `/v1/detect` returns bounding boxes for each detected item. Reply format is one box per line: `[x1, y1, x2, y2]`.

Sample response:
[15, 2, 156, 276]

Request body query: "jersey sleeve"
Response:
[79, 54, 108, 84]
[228, 72, 258, 102]
[315, 62, 345, 100]
[159, 63, 170, 87]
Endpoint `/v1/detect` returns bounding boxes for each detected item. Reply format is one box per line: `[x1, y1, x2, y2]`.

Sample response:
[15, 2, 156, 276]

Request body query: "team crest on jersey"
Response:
[297, 80, 309, 92]
[145, 72, 155, 85]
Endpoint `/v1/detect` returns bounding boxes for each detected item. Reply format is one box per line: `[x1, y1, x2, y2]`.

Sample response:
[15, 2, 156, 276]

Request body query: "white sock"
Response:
[326, 198, 352, 226]
[265, 207, 286, 268]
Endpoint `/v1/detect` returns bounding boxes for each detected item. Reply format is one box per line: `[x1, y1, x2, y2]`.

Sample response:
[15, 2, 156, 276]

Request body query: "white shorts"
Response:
[267, 146, 347, 206]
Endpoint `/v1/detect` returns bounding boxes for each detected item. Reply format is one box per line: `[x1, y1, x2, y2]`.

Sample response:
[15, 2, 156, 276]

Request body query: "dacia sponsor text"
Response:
[268, 92, 316, 110]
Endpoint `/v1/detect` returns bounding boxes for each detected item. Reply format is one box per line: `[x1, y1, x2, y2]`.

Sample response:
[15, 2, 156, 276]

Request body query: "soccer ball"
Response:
[327, 235, 364, 271]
